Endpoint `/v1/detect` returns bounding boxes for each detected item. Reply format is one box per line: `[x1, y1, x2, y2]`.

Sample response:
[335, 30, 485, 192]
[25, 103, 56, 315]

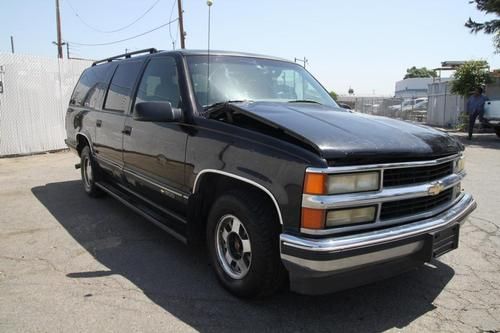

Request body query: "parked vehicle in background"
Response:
[337, 102, 352, 110]
[484, 100, 500, 137]
[65, 49, 476, 298]
[413, 99, 428, 111]
[401, 97, 428, 112]
[390, 97, 427, 113]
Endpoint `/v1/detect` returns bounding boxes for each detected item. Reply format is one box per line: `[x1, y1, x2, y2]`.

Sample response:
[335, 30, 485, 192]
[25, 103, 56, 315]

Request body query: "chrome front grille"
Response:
[302, 153, 465, 236]
[380, 188, 453, 220]
[383, 162, 454, 187]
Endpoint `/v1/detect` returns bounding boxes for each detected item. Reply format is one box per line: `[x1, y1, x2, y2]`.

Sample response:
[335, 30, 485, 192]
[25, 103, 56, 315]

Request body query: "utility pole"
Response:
[66, 43, 70, 59]
[10, 36, 14, 53]
[55, 0, 63, 58]
[177, 0, 186, 49]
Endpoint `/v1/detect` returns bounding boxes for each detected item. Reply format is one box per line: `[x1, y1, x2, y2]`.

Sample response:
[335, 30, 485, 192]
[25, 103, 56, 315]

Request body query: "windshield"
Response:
[186, 55, 338, 109]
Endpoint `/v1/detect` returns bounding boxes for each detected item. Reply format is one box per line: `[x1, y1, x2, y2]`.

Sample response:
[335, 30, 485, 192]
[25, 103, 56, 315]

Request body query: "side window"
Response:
[70, 63, 115, 109]
[83, 64, 114, 109]
[135, 57, 181, 108]
[104, 61, 142, 112]
[70, 70, 92, 106]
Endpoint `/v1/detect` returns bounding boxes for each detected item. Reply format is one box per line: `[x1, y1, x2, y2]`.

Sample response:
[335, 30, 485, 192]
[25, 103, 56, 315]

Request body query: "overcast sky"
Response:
[1, 0, 498, 95]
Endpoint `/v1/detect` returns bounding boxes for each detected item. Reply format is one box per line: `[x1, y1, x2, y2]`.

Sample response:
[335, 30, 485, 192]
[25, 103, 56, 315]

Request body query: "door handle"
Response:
[96, 119, 102, 127]
[122, 126, 132, 136]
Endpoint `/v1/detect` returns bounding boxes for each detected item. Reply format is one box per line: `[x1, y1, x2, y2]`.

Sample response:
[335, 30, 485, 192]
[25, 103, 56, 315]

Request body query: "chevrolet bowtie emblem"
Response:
[428, 181, 445, 196]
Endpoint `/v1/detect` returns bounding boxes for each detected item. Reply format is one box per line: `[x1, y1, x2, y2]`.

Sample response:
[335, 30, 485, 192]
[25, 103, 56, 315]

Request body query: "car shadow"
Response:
[32, 180, 455, 332]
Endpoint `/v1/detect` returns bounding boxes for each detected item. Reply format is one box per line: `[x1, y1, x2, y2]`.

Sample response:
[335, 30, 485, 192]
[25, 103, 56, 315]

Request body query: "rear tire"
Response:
[80, 146, 104, 198]
[206, 191, 287, 298]
[495, 127, 500, 138]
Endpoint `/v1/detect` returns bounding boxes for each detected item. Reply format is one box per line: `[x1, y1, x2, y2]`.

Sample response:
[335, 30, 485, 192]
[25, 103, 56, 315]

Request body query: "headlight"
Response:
[455, 155, 465, 173]
[326, 206, 377, 227]
[327, 172, 380, 194]
[302, 170, 380, 230]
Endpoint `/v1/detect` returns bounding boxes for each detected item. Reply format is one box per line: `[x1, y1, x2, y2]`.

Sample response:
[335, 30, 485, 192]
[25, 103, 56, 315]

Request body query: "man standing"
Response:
[466, 87, 488, 140]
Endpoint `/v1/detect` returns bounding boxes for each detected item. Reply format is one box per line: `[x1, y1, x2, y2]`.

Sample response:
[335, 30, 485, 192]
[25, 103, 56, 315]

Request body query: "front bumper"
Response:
[280, 193, 476, 295]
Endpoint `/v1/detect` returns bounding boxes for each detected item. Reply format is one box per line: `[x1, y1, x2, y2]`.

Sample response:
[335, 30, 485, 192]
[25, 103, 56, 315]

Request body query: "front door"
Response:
[122, 56, 188, 215]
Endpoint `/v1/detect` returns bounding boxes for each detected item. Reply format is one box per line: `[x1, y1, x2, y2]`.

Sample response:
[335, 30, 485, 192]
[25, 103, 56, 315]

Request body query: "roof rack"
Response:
[92, 48, 158, 66]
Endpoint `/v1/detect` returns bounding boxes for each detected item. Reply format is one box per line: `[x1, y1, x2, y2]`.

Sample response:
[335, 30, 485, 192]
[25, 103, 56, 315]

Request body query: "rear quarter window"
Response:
[70, 63, 115, 108]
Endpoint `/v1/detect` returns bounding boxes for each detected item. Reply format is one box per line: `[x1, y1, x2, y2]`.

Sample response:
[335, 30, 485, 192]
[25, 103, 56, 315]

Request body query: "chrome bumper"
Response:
[280, 193, 476, 274]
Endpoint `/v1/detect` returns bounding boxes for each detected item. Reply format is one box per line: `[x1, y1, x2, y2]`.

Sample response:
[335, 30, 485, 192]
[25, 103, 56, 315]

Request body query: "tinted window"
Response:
[104, 61, 142, 112]
[70, 63, 115, 108]
[135, 57, 181, 108]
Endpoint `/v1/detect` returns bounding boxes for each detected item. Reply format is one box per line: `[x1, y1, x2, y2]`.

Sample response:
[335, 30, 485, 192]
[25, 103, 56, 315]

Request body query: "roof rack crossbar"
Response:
[92, 48, 158, 66]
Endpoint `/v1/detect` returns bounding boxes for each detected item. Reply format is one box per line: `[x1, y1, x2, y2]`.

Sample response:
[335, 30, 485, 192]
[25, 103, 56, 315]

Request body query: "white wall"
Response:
[395, 77, 434, 98]
[427, 81, 465, 128]
[0, 53, 92, 156]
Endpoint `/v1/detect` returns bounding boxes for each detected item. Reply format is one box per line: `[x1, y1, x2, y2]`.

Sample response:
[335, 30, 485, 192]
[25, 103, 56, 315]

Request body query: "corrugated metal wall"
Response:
[0, 53, 92, 156]
[427, 81, 465, 128]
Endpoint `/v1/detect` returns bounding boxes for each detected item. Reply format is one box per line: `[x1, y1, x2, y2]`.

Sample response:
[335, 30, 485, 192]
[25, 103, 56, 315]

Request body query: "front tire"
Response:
[80, 146, 104, 197]
[495, 127, 500, 138]
[207, 191, 286, 298]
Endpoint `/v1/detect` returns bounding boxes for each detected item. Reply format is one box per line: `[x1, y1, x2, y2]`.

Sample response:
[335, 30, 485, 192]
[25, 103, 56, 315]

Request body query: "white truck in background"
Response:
[484, 100, 500, 137]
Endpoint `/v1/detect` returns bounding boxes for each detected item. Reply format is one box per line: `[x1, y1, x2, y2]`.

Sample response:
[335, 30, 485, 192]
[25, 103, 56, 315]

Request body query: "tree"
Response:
[465, 0, 500, 52]
[404, 66, 436, 79]
[450, 60, 492, 97]
[329, 91, 338, 100]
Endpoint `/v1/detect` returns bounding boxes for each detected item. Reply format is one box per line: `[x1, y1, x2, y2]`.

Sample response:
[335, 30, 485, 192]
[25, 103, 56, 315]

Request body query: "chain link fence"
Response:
[339, 96, 429, 123]
[0, 53, 92, 156]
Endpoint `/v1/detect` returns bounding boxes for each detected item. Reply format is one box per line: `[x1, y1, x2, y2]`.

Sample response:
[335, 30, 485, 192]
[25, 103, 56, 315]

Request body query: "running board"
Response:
[95, 181, 187, 244]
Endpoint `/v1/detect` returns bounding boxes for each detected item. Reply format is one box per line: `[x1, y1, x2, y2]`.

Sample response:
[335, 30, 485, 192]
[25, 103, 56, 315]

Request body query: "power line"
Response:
[64, 0, 162, 33]
[168, 0, 178, 49]
[66, 18, 179, 46]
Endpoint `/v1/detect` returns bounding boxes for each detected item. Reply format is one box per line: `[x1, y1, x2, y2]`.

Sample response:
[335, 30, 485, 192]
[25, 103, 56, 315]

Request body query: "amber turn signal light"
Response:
[304, 173, 326, 195]
[301, 208, 326, 229]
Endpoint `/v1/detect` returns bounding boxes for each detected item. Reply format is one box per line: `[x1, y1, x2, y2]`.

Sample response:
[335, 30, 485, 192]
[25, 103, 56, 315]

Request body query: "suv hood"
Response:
[228, 102, 462, 164]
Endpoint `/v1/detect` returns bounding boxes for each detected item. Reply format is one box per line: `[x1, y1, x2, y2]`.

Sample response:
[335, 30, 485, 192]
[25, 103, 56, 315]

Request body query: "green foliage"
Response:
[456, 112, 469, 132]
[329, 91, 338, 100]
[450, 60, 493, 96]
[465, 0, 500, 52]
[404, 66, 436, 79]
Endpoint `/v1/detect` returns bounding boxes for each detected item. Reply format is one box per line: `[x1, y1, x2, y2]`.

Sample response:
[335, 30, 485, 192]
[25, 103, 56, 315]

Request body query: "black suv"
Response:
[65, 48, 476, 297]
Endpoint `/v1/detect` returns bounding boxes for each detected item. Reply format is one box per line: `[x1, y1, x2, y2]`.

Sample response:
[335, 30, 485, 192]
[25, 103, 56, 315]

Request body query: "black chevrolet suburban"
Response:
[65, 48, 476, 297]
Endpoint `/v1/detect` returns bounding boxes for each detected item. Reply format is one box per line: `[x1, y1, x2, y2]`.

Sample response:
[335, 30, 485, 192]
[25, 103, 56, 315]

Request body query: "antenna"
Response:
[206, 0, 213, 106]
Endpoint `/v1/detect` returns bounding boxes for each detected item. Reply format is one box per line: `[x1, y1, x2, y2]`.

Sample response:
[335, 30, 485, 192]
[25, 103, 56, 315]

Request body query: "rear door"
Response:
[94, 60, 143, 176]
[122, 55, 189, 214]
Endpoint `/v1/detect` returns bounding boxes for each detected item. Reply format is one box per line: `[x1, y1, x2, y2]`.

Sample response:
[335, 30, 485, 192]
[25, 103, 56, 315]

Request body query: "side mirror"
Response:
[133, 102, 182, 122]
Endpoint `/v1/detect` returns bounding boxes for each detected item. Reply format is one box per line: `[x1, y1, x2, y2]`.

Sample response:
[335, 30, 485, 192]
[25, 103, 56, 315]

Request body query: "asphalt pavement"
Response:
[0, 132, 499, 332]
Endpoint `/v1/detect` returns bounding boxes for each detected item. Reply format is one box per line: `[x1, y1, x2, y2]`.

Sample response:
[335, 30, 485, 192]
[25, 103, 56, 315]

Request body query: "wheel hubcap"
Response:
[215, 214, 252, 279]
[83, 157, 93, 187]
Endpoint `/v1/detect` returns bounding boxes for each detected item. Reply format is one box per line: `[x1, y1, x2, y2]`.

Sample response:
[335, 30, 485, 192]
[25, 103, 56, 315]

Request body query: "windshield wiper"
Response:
[287, 99, 322, 104]
[203, 100, 250, 111]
